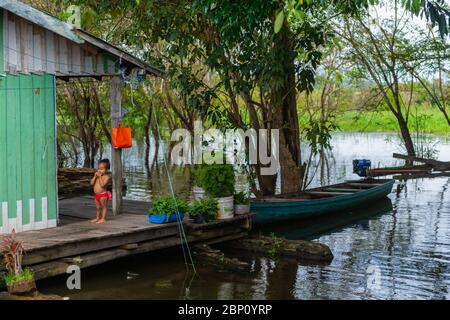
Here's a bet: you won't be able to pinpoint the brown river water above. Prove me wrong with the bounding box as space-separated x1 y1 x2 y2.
38 132 450 299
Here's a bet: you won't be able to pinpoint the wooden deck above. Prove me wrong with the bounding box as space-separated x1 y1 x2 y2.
0 196 253 287
58 196 151 223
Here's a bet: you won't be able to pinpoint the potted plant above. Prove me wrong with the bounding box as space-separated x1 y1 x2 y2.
191 165 206 200
149 196 188 224
188 197 219 224
234 191 251 215
196 164 235 219
1 230 36 295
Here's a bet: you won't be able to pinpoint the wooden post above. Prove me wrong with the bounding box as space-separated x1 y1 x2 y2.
110 76 122 215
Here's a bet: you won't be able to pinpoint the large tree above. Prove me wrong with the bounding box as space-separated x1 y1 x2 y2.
59 0 450 193
74 0 364 195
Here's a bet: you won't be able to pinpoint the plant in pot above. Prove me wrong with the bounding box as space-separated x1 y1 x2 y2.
234 191 251 215
1 230 36 296
191 165 206 200
149 196 188 224
188 197 219 224
196 164 235 219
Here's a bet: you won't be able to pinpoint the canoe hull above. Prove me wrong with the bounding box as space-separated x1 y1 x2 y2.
251 180 395 225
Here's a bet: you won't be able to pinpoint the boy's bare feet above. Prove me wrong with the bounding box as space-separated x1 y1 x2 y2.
90 218 99 223
96 219 106 224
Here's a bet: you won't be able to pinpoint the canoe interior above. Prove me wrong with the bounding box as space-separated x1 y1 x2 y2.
253 179 392 202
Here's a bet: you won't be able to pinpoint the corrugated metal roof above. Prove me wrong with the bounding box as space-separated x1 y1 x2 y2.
0 0 84 44
75 30 165 77
0 0 165 76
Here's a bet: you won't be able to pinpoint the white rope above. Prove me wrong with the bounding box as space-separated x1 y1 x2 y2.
149 84 197 275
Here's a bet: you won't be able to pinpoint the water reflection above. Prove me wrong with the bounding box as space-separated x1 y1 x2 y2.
258 197 394 240
39 133 450 299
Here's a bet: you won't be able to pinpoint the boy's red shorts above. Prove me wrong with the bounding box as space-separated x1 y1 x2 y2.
95 191 112 202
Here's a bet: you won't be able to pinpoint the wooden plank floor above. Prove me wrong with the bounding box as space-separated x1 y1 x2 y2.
0 197 173 265
59 196 151 222
11 214 166 252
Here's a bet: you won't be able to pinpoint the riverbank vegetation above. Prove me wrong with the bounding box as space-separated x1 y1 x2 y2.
24 0 450 195
327 109 450 134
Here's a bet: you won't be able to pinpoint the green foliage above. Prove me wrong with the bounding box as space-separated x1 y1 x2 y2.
191 165 203 187
188 197 219 217
269 233 282 259
277 0 450 37
4 268 34 286
191 171 198 188
274 9 285 33
234 191 250 205
149 196 188 215
194 164 235 198
79 0 333 117
409 107 441 159
303 118 338 155
327 108 450 134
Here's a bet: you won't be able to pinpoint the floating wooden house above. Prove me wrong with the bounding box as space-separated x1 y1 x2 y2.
0 0 163 234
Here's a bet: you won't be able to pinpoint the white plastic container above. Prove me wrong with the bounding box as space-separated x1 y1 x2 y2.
217 196 234 219
193 186 205 200
234 204 250 215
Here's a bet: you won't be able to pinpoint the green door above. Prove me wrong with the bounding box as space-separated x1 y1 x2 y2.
0 73 58 234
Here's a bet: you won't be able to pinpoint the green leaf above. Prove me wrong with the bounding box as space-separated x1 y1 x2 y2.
274 10 285 34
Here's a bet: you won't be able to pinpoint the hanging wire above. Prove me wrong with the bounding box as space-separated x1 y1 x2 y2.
148 83 197 275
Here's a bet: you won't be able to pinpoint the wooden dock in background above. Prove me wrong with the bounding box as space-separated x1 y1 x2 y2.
0 197 253 288
368 153 450 178
393 153 450 171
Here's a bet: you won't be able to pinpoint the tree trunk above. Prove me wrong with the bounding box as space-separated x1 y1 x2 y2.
396 114 416 157
268 24 303 194
82 142 91 168
56 141 65 168
144 100 153 168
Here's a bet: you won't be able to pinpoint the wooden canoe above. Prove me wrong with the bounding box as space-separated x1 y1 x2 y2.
250 179 395 224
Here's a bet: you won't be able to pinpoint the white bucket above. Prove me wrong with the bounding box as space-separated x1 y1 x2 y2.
234 204 250 215
193 186 205 200
217 196 234 219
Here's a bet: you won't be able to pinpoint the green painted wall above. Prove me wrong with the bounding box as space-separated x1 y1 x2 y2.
0 73 57 231
0 9 5 74
0 9 4 73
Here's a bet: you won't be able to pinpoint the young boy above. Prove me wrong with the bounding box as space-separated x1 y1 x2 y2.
90 159 112 224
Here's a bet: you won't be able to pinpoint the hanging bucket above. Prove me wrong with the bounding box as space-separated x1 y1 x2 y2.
217 196 234 219
112 123 133 149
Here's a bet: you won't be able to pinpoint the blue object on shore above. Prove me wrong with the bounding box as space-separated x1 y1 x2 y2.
149 212 185 224
353 159 371 177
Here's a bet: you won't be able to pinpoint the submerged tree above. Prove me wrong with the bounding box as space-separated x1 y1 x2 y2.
336 0 450 157
34 0 450 190
336 1 423 156
57 80 110 168
403 26 450 126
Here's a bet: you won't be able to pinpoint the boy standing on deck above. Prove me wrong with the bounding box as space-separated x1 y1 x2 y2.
90 159 112 224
